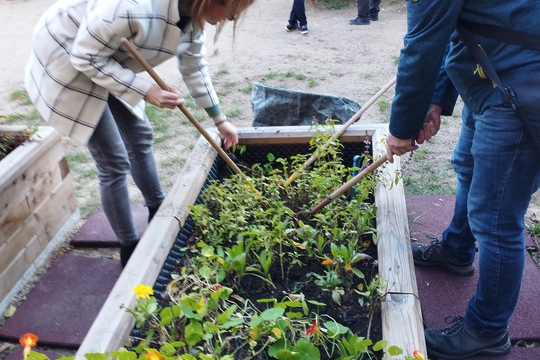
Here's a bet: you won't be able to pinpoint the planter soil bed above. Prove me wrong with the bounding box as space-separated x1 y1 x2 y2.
77 124 425 359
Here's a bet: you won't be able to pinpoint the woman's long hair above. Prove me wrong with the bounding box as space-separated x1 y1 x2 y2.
191 0 254 41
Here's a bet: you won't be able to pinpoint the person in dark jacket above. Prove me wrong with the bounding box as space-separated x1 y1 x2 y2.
385 0 540 358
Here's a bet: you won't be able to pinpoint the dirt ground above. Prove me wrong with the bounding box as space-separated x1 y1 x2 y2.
0 0 406 120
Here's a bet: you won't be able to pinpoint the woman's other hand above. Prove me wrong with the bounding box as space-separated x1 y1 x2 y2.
214 116 238 149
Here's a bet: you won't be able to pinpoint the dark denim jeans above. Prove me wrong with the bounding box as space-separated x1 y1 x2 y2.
357 0 381 20
87 96 165 245
288 0 307 27
440 105 540 335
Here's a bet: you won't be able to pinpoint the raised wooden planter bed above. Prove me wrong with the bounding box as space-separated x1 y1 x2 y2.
77 124 425 359
0 126 79 314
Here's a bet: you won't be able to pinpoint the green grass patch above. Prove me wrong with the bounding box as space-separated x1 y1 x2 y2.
215 68 230 76
225 108 242 118
9 90 33 105
239 84 253 94
264 71 279 80
307 78 319 88
324 0 350 10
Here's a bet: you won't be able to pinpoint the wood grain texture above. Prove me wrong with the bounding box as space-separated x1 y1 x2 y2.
374 127 427 358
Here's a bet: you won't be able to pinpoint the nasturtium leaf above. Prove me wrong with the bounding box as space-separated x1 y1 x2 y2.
261 307 285 321
275 350 301 360
387 345 403 356
323 321 349 336
292 338 320 360
372 339 389 352
159 342 176 356
285 311 303 319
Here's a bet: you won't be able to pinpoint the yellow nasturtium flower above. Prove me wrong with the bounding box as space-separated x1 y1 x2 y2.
145 349 165 360
133 284 154 299
412 350 425 360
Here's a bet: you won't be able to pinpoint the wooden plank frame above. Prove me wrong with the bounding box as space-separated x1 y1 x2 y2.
76 124 425 359
0 126 79 314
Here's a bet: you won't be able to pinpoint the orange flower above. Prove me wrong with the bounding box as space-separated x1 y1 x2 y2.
145 349 165 360
19 333 38 360
19 333 38 347
306 320 321 336
412 349 425 360
322 259 333 266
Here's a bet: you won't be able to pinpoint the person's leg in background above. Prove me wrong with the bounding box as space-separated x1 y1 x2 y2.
350 0 371 25
286 0 308 34
369 0 381 21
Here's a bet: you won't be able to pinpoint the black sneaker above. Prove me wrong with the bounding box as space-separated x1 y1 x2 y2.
298 24 308 35
370 14 379 21
411 240 474 276
285 21 297 32
120 242 138 267
349 17 370 25
425 316 511 359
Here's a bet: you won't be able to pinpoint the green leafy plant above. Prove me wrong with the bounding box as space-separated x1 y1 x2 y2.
22 122 416 360
0 127 34 161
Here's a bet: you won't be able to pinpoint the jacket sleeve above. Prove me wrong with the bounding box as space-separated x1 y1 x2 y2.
69 2 153 107
389 0 464 139
176 28 221 117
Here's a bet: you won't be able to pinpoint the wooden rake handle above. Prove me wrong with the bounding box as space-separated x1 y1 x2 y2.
121 38 261 195
121 39 241 174
286 76 396 186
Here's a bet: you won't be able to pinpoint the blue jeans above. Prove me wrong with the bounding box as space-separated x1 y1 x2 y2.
440 105 540 335
87 96 165 245
288 0 307 27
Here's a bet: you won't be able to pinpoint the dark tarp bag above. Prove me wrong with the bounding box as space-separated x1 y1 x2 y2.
250 82 361 127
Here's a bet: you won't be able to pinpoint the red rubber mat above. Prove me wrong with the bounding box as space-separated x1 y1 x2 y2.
407 195 540 359
0 254 122 348
70 203 149 247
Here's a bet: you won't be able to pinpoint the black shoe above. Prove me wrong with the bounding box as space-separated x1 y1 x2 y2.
411 240 474 276
120 243 138 267
370 14 379 21
148 206 159 222
425 316 511 359
285 21 297 32
349 17 370 25
298 23 309 35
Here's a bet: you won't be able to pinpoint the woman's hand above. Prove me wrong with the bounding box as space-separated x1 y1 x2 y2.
144 84 185 109
214 116 238 149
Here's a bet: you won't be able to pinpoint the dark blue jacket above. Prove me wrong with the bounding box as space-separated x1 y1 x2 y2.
390 0 540 139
